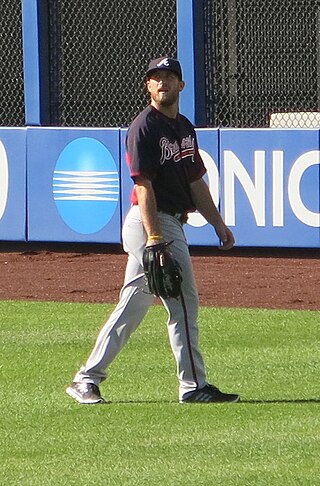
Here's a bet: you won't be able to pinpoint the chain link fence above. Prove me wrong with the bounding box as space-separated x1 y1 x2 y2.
0 1 318 129
205 0 320 128
0 0 25 126
48 0 177 127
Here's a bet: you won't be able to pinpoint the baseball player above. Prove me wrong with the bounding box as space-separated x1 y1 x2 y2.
66 57 240 404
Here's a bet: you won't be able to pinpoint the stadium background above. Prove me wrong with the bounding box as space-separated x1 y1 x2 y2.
1 0 319 128
1 6 319 483
0 0 319 248
1 8 319 486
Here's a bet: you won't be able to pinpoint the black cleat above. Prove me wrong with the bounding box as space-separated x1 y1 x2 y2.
66 382 106 404
180 384 240 404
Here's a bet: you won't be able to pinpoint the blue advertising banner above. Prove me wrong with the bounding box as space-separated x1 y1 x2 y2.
24 126 320 248
27 128 121 243
0 129 27 241
219 129 320 247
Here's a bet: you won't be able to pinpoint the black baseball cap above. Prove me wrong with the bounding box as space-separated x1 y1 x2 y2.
146 57 183 80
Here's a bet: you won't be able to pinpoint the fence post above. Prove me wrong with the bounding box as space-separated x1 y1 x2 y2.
21 0 50 125
177 0 206 126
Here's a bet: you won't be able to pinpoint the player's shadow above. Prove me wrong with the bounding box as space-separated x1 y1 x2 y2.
102 398 320 404
241 398 320 404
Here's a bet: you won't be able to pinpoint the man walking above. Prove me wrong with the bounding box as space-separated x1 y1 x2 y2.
66 57 240 404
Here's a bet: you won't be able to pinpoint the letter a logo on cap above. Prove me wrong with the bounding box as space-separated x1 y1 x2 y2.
157 58 170 67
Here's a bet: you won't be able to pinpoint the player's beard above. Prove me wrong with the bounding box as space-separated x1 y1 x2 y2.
153 89 179 108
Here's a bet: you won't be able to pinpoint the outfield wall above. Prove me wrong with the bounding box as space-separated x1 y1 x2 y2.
0 127 319 247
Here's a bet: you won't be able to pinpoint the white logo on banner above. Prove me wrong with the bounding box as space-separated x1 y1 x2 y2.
0 141 9 220
187 148 320 228
224 149 320 227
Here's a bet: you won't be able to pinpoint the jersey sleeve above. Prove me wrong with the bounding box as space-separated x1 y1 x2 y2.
125 118 159 182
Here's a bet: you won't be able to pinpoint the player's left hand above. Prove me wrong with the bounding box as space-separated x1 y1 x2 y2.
215 223 235 250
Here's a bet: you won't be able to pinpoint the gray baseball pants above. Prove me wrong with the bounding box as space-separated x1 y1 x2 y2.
74 205 207 401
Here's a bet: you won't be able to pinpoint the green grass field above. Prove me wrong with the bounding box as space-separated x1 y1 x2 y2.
1 300 319 485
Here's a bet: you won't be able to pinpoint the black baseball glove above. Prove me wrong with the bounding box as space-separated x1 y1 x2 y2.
142 241 182 299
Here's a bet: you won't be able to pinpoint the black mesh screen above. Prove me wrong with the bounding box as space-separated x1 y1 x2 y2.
5 1 315 129
0 0 25 126
204 0 320 127
47 0 177 127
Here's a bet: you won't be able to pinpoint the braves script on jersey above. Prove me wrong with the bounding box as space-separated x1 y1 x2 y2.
126 105 206 214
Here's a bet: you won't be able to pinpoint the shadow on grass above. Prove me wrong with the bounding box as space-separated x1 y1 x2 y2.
242 398 320 404
101 398 320 405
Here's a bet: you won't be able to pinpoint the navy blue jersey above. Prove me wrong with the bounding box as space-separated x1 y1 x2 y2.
126 105 206 214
